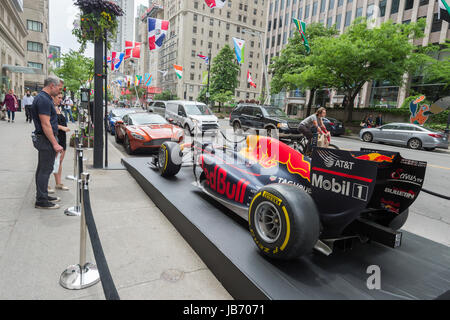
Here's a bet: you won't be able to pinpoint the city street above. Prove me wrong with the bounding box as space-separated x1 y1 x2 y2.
109 118 450 247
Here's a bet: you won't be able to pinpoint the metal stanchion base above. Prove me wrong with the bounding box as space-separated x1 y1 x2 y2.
66 175 77 181
60 263 100 290
64 206 81 217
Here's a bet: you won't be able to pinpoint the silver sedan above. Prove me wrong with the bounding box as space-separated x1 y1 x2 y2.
359 123 449 151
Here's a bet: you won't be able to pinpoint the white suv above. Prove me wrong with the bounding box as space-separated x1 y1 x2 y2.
165 100 219 135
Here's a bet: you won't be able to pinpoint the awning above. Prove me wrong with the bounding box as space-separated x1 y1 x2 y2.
2 64 43 75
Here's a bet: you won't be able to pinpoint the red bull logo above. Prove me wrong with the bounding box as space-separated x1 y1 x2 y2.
240 136 311 181
353 153 395 163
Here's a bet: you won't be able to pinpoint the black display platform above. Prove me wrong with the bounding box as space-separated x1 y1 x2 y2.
123 157 450 300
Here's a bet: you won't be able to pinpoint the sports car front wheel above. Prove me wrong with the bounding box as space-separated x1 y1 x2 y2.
248 184 320 260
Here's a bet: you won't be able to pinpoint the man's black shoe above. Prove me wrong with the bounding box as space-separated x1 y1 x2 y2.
35 202 60 209
48 196 61 203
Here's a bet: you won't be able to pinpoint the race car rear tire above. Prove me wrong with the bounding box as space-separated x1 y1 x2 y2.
158 142 182 177
248 184 320 260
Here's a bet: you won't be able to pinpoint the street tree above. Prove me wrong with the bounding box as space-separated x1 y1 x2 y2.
422 40 450 93
210 44 240 112
53 50 94 96
269 22 338 115
302 18 428 121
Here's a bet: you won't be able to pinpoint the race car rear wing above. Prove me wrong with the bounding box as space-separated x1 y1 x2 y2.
310 147 427 237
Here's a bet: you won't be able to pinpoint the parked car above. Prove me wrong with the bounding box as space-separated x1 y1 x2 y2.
147 100 167 116
229 104 301 137
360 123 449 151
106 108 136 135
323 117 345 136
114 112 184 155
165 100 219 135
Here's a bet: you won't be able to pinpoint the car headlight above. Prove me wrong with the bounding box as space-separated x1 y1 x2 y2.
131 133 145 140
277 123 288 129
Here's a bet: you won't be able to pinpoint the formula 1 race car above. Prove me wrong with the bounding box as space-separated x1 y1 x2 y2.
154 134 427 260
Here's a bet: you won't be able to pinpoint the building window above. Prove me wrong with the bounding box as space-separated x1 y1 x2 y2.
28 62 43 70
338 0 343 7
305 5 310 18
327 16 332 28
379 0 387 17
419 0 429 5
27 20 43 32
335 13 342 29
27 41 43 53
329 0 335 10
320 0 326 13
404 0 414 11
312 2 318 16
431 13 443 33
391 0 400 14
356 7 363 18
344 11 352 27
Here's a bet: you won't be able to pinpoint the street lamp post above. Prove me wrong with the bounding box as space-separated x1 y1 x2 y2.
242 28 271 105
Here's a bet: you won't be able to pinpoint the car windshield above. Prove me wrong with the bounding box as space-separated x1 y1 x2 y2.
130 114 167 125
185 104 213 115
262 107 287 117
112 109 133 118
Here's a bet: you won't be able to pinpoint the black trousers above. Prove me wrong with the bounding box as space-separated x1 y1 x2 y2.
32 134 56 204
25 105 32 122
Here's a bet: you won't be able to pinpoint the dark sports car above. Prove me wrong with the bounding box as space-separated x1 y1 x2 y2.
154 135 427 260
115 113 184 155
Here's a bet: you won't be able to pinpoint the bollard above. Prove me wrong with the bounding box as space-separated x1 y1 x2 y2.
66 129 79 181
60 172 100 290
64 145 83 216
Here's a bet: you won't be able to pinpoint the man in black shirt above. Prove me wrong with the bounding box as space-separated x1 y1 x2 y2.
31 76 64 209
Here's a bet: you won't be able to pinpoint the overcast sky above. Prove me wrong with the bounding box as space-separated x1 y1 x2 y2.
49 0 148 58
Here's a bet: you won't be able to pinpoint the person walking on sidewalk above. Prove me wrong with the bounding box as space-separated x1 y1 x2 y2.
22 90 34 123
62 95 75 123
31 76 64 210
51 93 70 191
2 89 19 123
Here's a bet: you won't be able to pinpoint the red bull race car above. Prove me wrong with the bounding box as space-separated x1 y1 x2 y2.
154 134 427 260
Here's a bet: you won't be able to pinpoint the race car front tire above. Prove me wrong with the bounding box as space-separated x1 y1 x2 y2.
248 184 320 260
158 142 182 177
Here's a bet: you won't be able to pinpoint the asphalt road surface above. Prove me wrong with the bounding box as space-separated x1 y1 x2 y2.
110 119 450 246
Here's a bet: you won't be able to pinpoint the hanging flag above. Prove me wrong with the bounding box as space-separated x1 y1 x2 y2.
125 41 141 59
232 37 245 64
173 64 183 79
144 73 152 86
135 75 142 86
112 52 125 70
247 71 256 88
158 70 168 77
202 71 209 85
197 54 209 65
439 0 450 22
148 17 169 51
293 18 310 53
48 53 54 59
204 0 227 8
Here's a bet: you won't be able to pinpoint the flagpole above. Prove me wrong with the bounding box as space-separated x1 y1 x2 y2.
206 50 211 107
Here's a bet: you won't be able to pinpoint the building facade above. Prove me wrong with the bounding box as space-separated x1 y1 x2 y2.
158 0 268 102
264 0 450 114
112 0 135 53
22 0 50 92
0 0 27 99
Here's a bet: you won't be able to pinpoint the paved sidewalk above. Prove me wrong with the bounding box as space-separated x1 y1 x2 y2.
0 112 232 300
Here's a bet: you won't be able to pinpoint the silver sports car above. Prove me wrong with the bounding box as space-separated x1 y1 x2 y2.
360 123 449 151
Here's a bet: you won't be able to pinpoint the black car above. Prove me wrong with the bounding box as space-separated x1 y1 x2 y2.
323 117 345 136
229 104 301 137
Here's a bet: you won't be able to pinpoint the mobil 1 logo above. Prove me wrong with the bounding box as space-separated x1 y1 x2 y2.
352 183 369 201
312 174 369 201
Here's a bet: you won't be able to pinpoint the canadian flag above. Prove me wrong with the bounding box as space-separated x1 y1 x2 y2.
247 71 256 88
124 41 141 59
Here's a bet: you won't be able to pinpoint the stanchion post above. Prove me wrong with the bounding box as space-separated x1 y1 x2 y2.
66 129 79 181
64 146 83 217
60 172 100 290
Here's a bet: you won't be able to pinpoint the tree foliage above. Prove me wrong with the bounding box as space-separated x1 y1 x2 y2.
210 44 240 111
154 89 178 101
53 50 94 94
422 40 450 90
302 18 429 121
